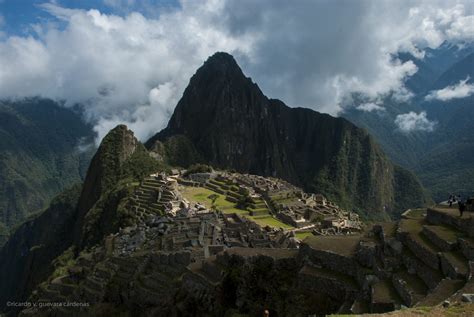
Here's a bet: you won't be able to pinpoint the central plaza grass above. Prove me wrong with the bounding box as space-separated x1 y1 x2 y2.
180 186 245 214
180 186 294 229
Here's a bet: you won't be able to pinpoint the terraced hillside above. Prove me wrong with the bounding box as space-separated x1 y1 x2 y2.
3 125 472 317
18 178 474 316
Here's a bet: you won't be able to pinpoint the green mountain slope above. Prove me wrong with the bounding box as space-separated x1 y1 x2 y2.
0 98 95 245
0 125 165 314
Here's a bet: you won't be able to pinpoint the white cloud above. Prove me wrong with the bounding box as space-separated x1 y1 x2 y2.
356 102 385 112
425 77 474 101
0 1 258 143
0 1 472 143
395 111 436 132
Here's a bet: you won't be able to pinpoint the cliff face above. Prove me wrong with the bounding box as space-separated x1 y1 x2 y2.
0 185 81 313
148 52 427 219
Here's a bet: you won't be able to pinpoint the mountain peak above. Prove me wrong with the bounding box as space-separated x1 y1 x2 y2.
204 52 240 69
192 52 248 83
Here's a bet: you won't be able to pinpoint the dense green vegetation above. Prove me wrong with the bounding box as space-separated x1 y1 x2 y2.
0 98 95 243
182 163 212 176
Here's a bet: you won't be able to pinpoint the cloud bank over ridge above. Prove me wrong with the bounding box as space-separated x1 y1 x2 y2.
0 0 473 142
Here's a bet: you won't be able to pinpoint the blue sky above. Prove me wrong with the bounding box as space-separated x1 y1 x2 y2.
0 0 179 36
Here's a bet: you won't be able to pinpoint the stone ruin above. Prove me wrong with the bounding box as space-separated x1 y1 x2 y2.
180 171 363 236
21 201 474 316
22 172 474 316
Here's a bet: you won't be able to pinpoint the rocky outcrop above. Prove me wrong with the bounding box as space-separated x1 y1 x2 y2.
147 52 427 219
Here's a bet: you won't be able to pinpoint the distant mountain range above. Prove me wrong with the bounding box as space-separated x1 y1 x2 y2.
343 41 474 202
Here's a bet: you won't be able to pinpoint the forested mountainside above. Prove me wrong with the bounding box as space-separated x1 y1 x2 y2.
0 99 95 245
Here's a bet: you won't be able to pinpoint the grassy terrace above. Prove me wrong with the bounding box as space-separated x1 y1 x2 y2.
399 219 440 254
295 231 314 240
424 224 462 244
304 235 361 257
180 185 294 229
431 205 472 219
400 218 469 275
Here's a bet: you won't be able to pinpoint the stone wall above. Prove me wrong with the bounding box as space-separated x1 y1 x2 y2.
298 243 359 278
401 253 442 290
298 266 358 301
150 250 191 266
459 238 474 261
397 232 439 270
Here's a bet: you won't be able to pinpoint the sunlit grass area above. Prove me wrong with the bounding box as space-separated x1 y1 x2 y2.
181 185 294 229
294 231 313 240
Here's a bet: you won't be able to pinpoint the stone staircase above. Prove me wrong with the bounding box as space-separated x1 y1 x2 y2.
390 207 472 307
